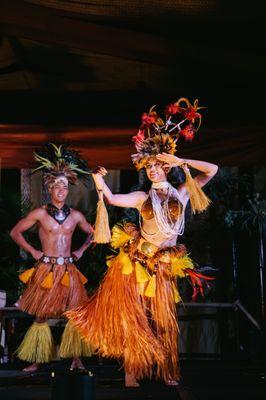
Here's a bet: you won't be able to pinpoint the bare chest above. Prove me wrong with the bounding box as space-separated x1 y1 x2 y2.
39 213 77 235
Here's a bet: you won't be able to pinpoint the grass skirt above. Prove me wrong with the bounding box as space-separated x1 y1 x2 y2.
65 230 192 381
16 322 55 363
18 262 88 318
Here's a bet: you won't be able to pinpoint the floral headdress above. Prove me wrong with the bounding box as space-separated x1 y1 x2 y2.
132 97 204 170
132 97 211 214
32 143 91 188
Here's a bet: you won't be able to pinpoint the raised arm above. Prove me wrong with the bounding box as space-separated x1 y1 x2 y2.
157 153 218 185
10 208 44 260
92 167 147 209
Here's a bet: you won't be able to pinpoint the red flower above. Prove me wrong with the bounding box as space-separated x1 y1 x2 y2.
179 124 195 141
132 129 145 144
184 107 201 122
165 103 182 115
141 112 158 127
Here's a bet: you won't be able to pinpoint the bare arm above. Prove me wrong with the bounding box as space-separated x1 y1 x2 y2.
156 153 218 198
72 212 94 260
92 167 147 209
10 209 44 260
72 210 93 260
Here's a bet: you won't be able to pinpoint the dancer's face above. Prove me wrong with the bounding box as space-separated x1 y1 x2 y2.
145 157 167 183
49 181 69 203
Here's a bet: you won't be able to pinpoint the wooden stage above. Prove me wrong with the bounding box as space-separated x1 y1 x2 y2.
0 359 265 400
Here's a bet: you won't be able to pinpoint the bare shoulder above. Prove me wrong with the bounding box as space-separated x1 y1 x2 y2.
137 190 149 201
70 208 85 222
27 207 47 220
134 190 149 210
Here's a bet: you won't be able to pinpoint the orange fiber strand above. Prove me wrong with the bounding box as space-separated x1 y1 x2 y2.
66 256 166 380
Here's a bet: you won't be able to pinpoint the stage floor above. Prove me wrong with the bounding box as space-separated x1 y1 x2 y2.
0 360 265 400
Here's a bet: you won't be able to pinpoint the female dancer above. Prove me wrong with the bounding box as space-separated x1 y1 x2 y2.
66 98 218 386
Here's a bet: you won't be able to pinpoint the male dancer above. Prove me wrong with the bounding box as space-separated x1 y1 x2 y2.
10 144 93 372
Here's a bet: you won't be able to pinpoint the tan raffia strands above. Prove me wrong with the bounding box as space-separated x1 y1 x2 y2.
16 322 55 363
182 165 212 213
59 321 93 358
94 190 111 243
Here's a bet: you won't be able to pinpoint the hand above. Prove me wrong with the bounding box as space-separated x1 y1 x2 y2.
31 249 44 261
92 166 107 190
92 166 108 177
156 153 185 167
72 249 84 261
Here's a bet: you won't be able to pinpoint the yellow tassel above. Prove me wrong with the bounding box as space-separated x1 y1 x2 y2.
19 267 35 284
16 322 55 363
119 249 134 275
144 274 156 297
94 190 111 244
172 281 182 303
61 271 70 287
59 321 93 358
111 224 133 249
182 165 211 213
137 282 146 296
171 255 194 277
77 269 88 285
41 271 53 289
135 261 150 283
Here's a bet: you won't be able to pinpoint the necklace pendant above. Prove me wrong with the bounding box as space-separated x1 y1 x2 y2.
47 203 70 225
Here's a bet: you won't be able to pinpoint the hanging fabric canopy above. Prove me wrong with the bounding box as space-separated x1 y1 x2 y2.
0 123 265 169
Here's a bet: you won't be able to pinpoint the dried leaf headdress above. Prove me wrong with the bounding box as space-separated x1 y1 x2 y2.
32 143 91 187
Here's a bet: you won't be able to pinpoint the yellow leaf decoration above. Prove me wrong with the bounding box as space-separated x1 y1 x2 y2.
111 224 133 249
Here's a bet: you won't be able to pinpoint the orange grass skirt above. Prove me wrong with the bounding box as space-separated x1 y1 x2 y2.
18 262 88 318
66 255 179 381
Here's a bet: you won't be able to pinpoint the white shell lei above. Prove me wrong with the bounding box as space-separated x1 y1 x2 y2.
140 181 185 239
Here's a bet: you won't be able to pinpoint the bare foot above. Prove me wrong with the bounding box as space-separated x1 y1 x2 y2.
70 357 86 370
23 363 40 372
125 373 140 387
166 379 179 386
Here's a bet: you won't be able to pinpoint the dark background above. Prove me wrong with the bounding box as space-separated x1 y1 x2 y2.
0 0 265 360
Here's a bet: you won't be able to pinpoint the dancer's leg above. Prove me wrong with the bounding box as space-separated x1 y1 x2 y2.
70 357 86 370
125 371 140 388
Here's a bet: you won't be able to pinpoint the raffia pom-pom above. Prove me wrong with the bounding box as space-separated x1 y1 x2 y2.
61 271 70 287
41 271 53 289
77 269 88 285
144 274 156 297
182 164 211 214
19 267 35 284
94 190 111 243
